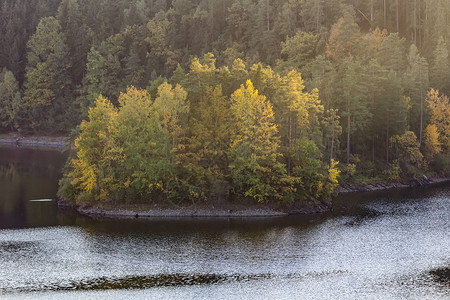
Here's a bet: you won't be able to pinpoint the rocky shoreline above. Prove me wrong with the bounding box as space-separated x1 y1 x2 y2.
335 176 450 194
0 135 70 149
62 176 450 220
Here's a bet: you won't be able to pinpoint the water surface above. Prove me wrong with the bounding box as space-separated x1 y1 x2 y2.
0 146 449 299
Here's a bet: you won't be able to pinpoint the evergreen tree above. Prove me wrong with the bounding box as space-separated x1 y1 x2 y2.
22 17 75 133
430 37 450 95
0 68 21 131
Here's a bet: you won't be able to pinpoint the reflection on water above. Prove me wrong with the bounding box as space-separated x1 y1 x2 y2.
0 146 450 299
0 146 67 229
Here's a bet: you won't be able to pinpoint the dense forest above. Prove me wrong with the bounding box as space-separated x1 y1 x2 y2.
1 0 450 205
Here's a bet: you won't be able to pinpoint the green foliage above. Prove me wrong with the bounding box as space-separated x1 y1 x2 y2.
2 0 449 206
390 131 425 171
430 37 450 95
280 30 318 71
22 16 76 133
175 86 233 201
0 69 21 131
383 160 401 180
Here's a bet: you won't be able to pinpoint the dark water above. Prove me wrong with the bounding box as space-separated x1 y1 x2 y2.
0 146 449 299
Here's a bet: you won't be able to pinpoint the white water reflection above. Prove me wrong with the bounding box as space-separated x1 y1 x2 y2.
0 186 449 299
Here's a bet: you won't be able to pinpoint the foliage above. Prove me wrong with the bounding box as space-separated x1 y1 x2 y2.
383 160 401 180
0 69 21 131
426 89 450 154
423 124 441 161
0 0 448 205
229 80 286 203
390 131 425 170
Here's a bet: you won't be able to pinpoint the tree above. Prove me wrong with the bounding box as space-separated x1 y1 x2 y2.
404 44 429 147
0 68 21 131
426 89 450 154
390 131 425 170
430 37 450 95
376 33 406 75
322 108 342 162
280 30 318 71
229 79 286 202
335 60 371 164
61 95 120 204
57 0 91 85
114 86 170 202
326 13 362 62
153 82 189 160
423 124 441 161
279 70 323 173
22 16 74 133
176 86 233 201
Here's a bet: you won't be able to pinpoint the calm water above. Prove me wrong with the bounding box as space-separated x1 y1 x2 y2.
0 146 449 299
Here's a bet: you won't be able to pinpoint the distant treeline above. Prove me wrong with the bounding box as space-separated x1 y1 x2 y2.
0 0 449 204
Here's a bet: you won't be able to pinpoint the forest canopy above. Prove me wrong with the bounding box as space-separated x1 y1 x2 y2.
1 0 450 205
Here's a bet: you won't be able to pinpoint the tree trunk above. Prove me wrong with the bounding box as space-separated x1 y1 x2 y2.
315 0 321 34
414 0 417 46
330 122 335 162
298 129 303 167
396 0 400 32
371 0 374 22
372 136 375 162
386 111 390 163
288 112 292 175
419 91 423 149
347 100 351 165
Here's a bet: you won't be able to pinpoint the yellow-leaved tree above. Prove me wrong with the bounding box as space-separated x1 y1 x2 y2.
423 124 441 161
229 80 287 202
426 89 450 154
59 95 120 204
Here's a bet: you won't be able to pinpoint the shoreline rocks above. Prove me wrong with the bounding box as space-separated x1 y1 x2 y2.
335 176 450 194
0 135 70 149
67 176 450 220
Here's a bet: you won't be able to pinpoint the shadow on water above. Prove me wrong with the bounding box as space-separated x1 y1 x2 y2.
2 273 277 293
430 268 450 285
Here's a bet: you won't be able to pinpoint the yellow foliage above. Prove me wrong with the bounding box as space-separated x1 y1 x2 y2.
423 124 441 160
327 159 340 185
426 89 450 153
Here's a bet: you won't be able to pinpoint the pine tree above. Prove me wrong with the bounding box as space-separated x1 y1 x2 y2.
22 16 74 133
430 37 450 95
404 44 429 146
0 68 21 131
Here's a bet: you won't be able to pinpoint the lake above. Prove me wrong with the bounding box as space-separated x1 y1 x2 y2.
0 146 449 299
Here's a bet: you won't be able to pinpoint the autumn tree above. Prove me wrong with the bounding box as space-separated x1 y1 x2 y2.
229 80 286 202
153 82 189 160
423 124 441 161
426 89 450 154
176 86 233 201
59 95 119 204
